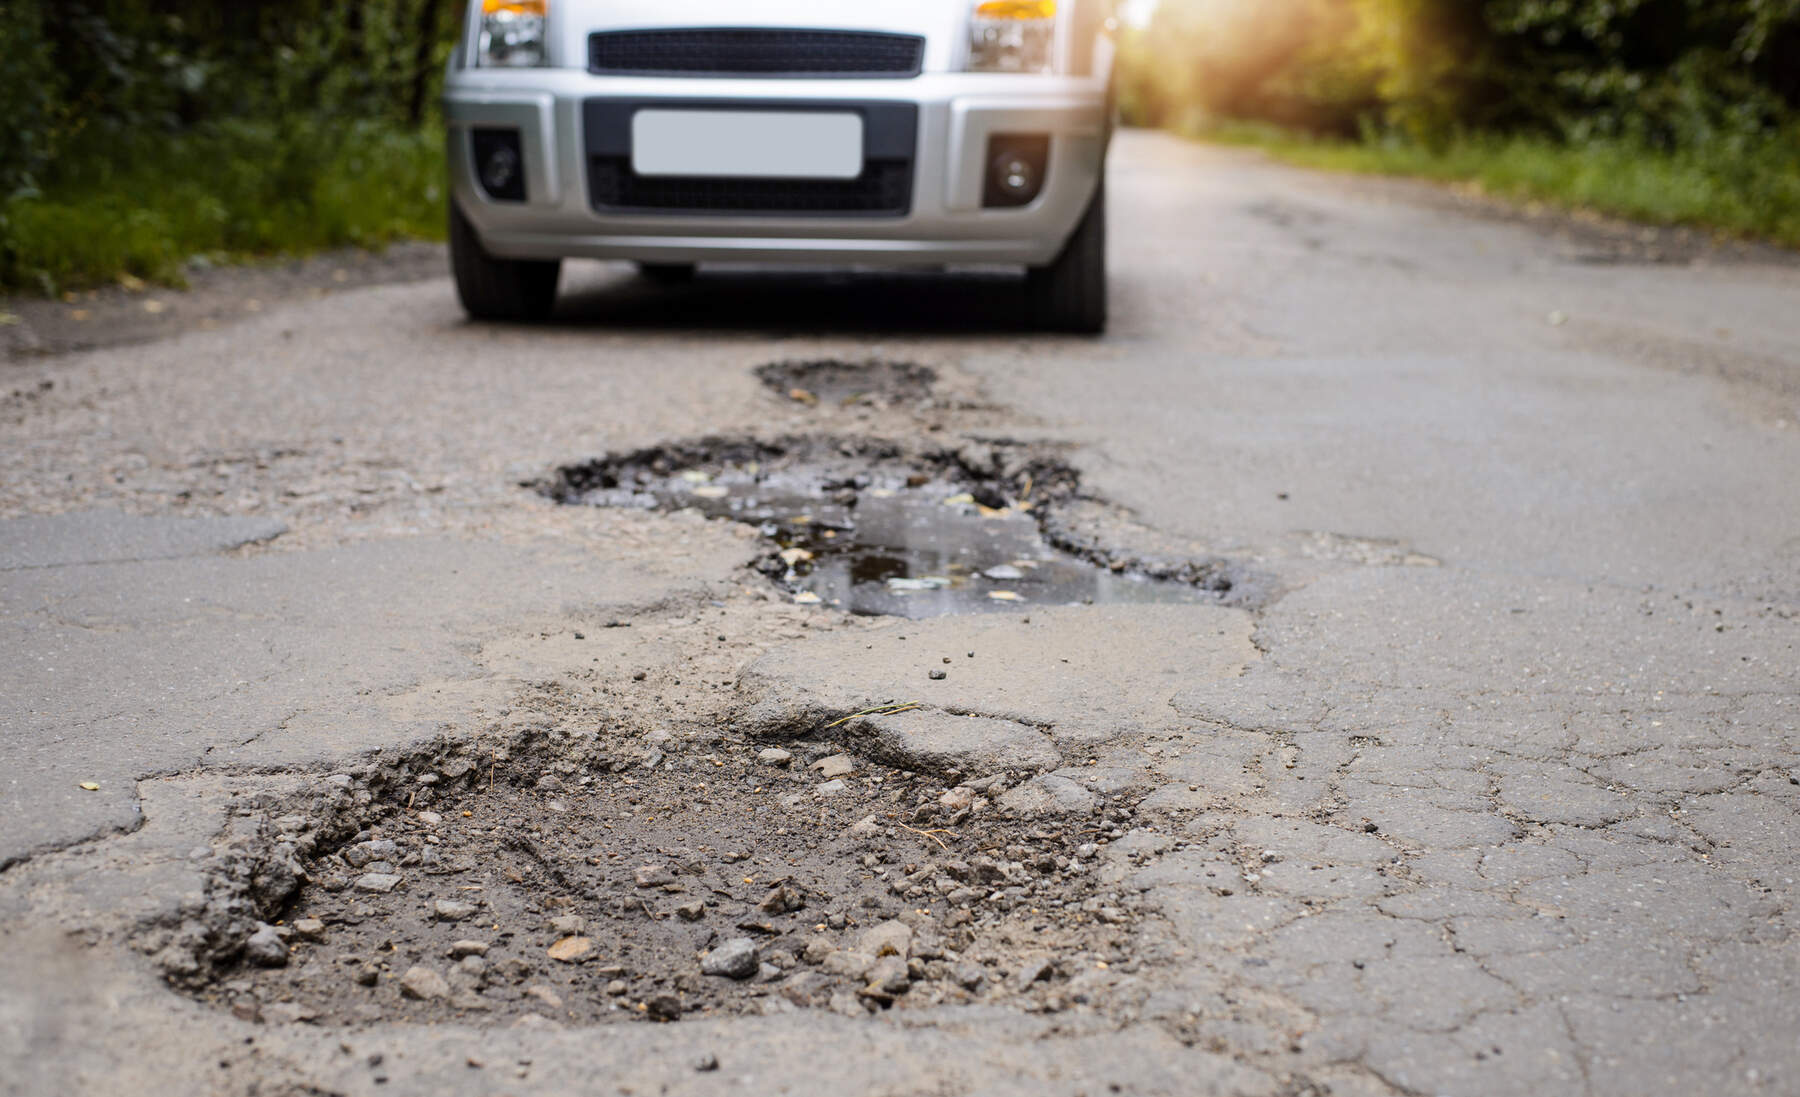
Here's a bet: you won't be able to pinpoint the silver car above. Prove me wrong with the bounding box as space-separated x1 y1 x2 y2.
443 0 1115 331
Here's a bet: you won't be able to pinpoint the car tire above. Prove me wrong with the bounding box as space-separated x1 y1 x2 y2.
635 262 697 283
1026 179 1107 334
449 203 560 323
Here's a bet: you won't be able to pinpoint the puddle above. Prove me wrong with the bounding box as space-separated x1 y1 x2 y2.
547 438 1229 618
755 359 938 408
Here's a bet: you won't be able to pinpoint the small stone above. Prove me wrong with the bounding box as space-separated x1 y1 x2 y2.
929 669 948 681
290 918 327 942
998 775 1096 817
811 755 855 779
434 899 477 922
399 966 450 1000
823 951 877 979
700 938 759 980
416 811 442 826
343 839 396 868
847 815 881 839
1013 958 1054 991
647 993 682 1022
983 565 1025 581
354 965 380 987
244 924 288 967
525 985 563 1010
354 873 402 894
860 955 911 999
605 980 629 996
635 865 676 888
262 1002 318 1025
675 900 706 922
549 914 587 935
952 962 987 990
758 748 794 767
758 885 804 915
547 937 594 964
448 940 490 959
858 920 913 959
815 779 848 797
693 1053 719 1073
939 787 976 812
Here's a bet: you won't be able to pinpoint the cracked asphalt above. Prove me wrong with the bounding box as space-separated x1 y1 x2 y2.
3 132 1799 1097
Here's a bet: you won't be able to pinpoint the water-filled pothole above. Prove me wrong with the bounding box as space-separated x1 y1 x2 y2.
546 437 1232 618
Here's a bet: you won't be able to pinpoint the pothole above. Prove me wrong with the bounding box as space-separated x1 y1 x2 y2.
755 358 938 408
544 435 1237 618
160 714 1145 1027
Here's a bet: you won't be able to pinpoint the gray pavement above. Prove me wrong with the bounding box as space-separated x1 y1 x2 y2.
2 131 1797 1096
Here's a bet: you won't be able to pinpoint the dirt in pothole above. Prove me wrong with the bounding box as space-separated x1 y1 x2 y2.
755 359 939 409
190 710 1150 1029
543 435 1237 618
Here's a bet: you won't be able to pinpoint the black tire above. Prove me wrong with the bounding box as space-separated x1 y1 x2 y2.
449 203 560 322
635 262 697 283
1026 179 1107 334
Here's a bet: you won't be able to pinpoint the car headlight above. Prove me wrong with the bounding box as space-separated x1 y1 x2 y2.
479 0 548 67
966 0 1058 74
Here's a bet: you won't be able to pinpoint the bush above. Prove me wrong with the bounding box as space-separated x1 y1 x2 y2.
1 121 445 294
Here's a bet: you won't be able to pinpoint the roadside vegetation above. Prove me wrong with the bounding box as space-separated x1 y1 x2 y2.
1119 0 1800 248
0 1 458 295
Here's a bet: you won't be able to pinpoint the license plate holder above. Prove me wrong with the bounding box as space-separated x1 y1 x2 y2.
631 109 864 180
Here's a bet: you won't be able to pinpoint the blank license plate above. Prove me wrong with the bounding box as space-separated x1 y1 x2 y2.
631 110 864 180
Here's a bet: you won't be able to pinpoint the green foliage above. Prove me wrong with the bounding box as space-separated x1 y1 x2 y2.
2 122 445 295
0 6 64 197
1200 121 1800 248
1 0 460 293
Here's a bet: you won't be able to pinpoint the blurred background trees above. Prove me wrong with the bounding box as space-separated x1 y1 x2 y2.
1 1 460 292
1117 0 1800 147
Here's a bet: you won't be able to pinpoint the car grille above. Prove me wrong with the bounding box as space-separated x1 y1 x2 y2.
587 158 914 216
589 28 926 78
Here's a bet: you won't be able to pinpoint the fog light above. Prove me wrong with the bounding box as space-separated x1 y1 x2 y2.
472 128 526 202
984 134 1049 208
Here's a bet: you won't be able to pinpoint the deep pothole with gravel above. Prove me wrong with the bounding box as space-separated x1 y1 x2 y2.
165 701 1155 1029
544 435 1241 618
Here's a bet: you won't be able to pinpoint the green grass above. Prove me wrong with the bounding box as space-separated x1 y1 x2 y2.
1193 121 1800 250
1 119 446 295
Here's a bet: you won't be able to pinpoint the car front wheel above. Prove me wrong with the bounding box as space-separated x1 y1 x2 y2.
1026 179 1107 334
449 204 560 322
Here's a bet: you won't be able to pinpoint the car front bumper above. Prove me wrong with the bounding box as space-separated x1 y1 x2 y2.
443 70 1109 267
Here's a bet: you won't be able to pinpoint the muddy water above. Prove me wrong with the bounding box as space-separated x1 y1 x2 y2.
572 466 1213 618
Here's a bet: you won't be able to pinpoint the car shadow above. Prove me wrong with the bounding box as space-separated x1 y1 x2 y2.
543 265 1042 335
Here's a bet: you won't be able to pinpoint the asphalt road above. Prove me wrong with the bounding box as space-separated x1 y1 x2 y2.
3 131 1798 1097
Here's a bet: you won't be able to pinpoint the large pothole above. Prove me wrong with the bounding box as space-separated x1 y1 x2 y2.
544 435 1237 618
165 709 1149 1028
